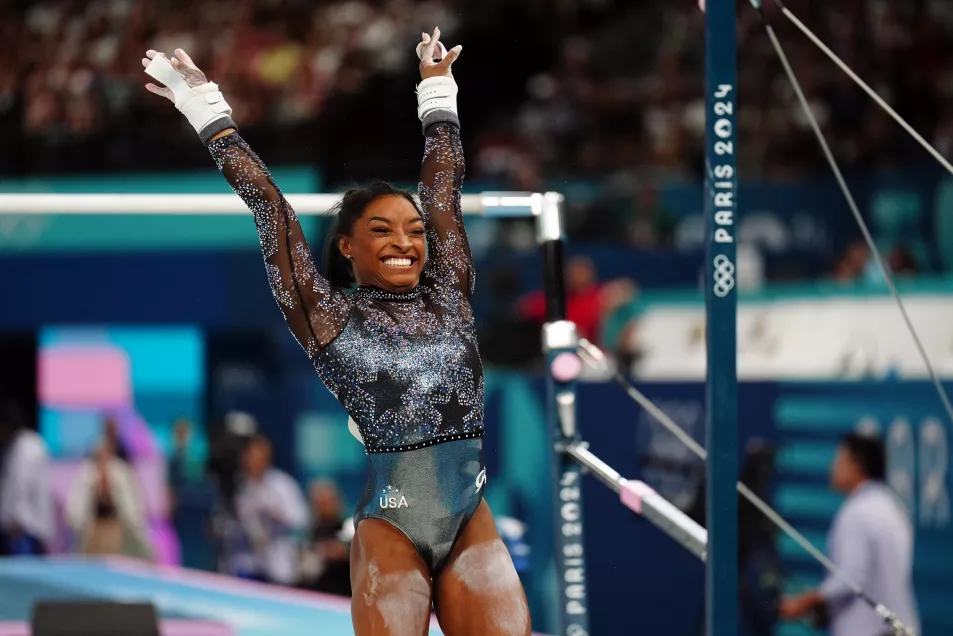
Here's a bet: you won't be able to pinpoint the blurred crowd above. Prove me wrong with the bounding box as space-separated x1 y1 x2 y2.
501 0 953 182
0 0 949 361
0 402 353 594
2 0 952 182
0 0 950 278
0 0 457 172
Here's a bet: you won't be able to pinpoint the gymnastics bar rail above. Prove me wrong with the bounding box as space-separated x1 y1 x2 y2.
0 193 542 216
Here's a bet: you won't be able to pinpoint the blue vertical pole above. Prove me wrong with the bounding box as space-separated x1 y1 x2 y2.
704 0 739 635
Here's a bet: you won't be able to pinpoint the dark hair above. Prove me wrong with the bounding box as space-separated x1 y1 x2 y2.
322 182 422 288
841 432 886 481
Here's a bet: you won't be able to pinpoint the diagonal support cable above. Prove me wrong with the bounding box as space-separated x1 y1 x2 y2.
748 0 953 430
766 0 953 177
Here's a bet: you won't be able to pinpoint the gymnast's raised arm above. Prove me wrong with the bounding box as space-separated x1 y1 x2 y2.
140 48 350 355
415 29 473 298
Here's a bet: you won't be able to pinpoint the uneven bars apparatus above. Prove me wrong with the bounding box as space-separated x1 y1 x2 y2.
535 194 708 636
0 190 710 636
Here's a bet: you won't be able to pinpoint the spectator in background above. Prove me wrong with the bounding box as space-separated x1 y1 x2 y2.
299 480 352 597
0 401 54 556
831 241 871 285
102 415 131 463
517 256 636 346
168 418 192 502
66 439 153 559
233 434 308 585
887 246 919 277
833 241 921 286
168 417 219 571
780 433 920 636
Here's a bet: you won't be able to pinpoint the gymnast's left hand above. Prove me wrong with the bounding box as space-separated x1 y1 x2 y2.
141 49 210 103
418 27 462 80
140 48 233 139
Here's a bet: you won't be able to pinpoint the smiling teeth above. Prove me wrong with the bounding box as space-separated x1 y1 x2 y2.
383 258 412 268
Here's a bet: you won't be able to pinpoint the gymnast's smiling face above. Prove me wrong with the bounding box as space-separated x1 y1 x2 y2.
339 195 427 293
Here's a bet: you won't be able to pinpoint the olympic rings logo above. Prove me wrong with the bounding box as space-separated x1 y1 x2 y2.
712 254 735 298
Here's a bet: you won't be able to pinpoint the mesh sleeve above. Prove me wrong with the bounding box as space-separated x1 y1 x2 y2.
418 121 473 297
209 132 351 352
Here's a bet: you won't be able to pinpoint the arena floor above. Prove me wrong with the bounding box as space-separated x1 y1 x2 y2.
0 557 462 636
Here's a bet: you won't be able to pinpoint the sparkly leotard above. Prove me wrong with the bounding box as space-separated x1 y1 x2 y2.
209 115 485 573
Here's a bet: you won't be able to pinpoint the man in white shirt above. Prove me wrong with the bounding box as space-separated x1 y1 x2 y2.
0 402 54 555
780 432 920 636
233 434 308 585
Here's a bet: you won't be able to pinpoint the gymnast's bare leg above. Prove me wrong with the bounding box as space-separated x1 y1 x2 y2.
434 501 532 636
350 519 433 636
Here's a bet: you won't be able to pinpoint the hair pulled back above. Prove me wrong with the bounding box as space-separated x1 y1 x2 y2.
322 182 422 288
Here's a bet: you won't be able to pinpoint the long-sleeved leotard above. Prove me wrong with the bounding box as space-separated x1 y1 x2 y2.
209 120 483 454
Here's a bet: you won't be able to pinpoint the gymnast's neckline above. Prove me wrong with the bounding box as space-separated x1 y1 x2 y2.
354 284 424 303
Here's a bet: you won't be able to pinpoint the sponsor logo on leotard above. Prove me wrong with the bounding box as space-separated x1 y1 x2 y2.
475 468 486 492
379 485 409 509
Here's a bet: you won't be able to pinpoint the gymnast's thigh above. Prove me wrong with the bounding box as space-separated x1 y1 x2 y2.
351 517 434 636
433 501 532 636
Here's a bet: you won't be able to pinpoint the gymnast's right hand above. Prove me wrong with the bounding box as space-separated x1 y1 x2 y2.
141 48 234 142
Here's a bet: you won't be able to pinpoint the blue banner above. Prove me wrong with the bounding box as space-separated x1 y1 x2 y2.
0 247 702 331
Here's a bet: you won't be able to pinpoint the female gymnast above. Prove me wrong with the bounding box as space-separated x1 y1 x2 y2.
142 28 532 636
